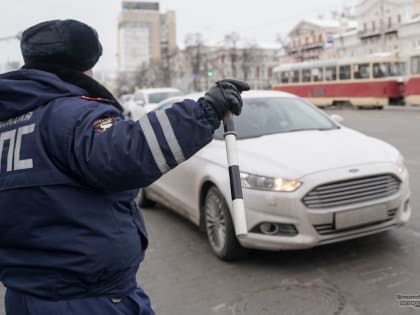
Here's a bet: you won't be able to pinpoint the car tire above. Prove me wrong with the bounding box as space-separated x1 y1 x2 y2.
204 186 247 261
136 188 155 208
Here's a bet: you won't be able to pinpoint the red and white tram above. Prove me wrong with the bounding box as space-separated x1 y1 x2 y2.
273 53 405 109
403 51 420 105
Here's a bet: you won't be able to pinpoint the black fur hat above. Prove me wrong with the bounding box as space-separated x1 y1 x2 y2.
21 19 103 71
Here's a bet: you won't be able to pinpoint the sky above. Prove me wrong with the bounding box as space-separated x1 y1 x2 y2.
0 0 355 72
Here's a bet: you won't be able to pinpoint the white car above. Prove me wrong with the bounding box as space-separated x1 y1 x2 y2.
139 90 411 260
119 93 146 120
125 88 183 120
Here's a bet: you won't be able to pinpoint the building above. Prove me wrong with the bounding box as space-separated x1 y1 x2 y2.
117 1 176 73
279 0 420 65
286 18 357 62
172 43 280 92
354 0 412 53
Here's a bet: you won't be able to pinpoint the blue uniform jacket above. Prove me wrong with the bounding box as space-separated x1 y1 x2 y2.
0 68 219 300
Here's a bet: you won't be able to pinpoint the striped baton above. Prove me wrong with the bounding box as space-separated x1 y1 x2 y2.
223 112 247 238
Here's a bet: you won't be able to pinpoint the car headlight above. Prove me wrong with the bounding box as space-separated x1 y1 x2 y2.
240 172 302 192
395 154 406 174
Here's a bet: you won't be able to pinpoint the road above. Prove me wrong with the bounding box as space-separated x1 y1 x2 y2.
1 106 419 314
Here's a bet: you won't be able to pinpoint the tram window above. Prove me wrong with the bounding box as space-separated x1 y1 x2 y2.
281 71 289 84
302 69 311 82
353 63 370 79
339 65 351 80
325 66 337 81
373 63 390 78
411 56 420 74
291 70 300 83
312 67 323 82
391 62 406 76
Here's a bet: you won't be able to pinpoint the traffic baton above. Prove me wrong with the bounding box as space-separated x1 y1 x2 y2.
223 112 248 238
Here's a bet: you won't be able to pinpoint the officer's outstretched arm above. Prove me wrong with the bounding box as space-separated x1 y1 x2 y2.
52 99 219 192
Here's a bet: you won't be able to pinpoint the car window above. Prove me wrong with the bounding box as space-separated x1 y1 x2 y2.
147 91 183 104
214 97 337 140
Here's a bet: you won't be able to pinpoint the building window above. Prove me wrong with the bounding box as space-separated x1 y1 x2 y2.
388 17 392 28
372 21 376 32
398 15 401 24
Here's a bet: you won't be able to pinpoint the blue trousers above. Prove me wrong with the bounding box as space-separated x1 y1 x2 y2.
5 287 156 315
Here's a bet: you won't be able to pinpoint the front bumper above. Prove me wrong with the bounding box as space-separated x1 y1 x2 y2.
238 163 411 251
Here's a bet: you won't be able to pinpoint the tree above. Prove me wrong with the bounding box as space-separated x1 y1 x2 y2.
184 33 205 91
160 46 179 87
224 32 240 78
241 42 259 82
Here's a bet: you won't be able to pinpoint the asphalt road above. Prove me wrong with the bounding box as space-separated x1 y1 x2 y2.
1 106 419 315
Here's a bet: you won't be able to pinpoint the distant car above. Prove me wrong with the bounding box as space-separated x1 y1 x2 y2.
140 90 411 260
119 93 146 120
119 93 134 105
125 88 183 120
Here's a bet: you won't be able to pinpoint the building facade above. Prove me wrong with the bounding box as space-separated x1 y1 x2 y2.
354 0 412 54
171 44 280 92
117 1 176 73
286 19 357 62
281 0 420 64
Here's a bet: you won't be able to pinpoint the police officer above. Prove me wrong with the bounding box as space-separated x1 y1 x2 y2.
0 19 249 315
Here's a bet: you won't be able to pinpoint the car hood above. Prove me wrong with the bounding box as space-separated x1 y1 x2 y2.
201 127 400 179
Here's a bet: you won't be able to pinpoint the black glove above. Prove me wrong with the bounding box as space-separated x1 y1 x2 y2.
203 79 250 120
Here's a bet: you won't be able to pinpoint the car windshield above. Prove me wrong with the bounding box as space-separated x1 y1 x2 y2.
214 97 338 140
147 91 183 104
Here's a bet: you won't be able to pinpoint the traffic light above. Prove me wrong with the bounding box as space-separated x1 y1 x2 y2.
207 71 214 77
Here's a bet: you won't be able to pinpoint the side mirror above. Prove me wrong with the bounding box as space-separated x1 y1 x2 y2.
330 114 344 124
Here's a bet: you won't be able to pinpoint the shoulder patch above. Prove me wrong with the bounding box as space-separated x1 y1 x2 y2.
92 117 115 133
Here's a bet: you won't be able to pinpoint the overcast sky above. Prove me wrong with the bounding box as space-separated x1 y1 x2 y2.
0 0 355 71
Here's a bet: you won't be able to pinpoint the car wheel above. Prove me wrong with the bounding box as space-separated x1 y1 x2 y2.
204 186 247 261
136 188 155 208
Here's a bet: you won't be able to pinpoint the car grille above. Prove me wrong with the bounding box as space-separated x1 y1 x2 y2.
314 208 398 235
302 174 401 209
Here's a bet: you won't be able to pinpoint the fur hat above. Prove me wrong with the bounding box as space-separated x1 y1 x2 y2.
21 19 103 71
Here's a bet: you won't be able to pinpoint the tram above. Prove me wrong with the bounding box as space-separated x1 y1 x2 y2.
273 53 406 109
403 51 420 105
